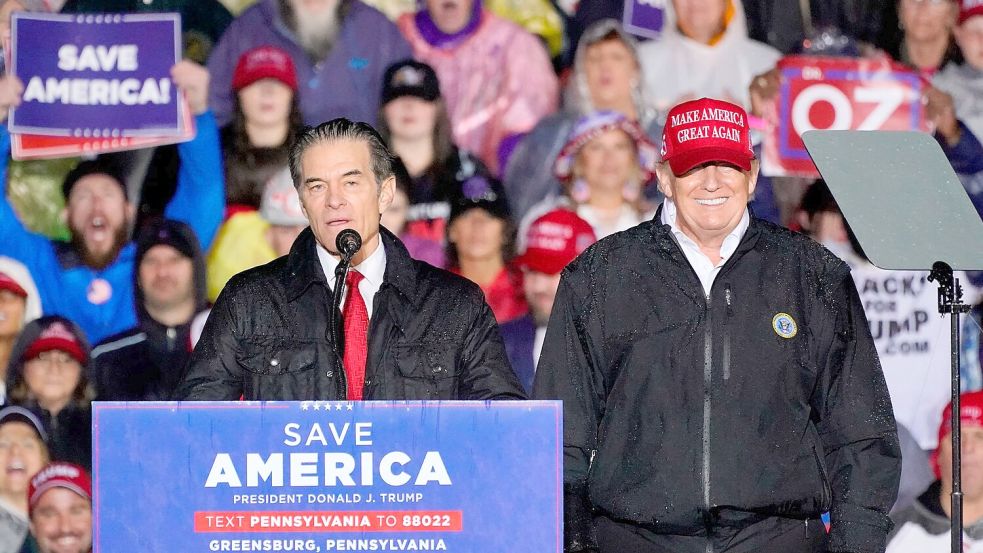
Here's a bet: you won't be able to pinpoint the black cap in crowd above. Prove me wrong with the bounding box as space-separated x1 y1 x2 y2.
62 159 129 200
448 175 511 225
136 219 200 261
382 60 441 105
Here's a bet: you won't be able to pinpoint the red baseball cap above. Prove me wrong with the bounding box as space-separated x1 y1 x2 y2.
931 390 983 477
29 462 91 516
515 209 597 275
0 271 27 298
661 97 755 176
22 321 87 365
960 0 983 23
232 46 298 92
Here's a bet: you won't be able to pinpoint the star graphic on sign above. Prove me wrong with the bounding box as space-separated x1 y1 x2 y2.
313 402 321 410
346 404 353 411
301 402 310 411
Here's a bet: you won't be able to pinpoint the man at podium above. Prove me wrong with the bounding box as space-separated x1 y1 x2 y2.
175 119 525 402
535 98 901 553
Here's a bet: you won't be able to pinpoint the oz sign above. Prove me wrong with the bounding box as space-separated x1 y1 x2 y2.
766 56 927 177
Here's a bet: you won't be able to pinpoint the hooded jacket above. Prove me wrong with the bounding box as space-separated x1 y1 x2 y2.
637 0 781 113
5 316 93 472
533 213 900 553
0 257 42 326
887 480 983 552
91 219 209 401
174 227 526 401
397 7 559 174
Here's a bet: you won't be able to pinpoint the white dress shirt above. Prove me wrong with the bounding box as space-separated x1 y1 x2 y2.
316 238 387 318
660 199 749 297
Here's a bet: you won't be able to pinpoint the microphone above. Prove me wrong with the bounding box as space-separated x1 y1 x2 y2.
335 229 362 262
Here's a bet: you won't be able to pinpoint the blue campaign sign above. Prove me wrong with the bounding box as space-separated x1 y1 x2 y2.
9 12 182 137
93 401 562 552
623 0 667 40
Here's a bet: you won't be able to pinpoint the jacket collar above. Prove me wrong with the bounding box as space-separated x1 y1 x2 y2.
650 204 763 274
283 227 423 309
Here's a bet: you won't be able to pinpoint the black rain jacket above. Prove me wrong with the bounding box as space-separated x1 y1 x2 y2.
174 227 525 401
533 214 900 553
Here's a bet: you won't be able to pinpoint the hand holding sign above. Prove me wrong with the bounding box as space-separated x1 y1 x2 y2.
924 85 960 146
0 74 22 123
171 60 209 116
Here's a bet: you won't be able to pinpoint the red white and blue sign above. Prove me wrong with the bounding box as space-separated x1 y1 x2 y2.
9 12 183 138
764 56 928 177
93 401 562 552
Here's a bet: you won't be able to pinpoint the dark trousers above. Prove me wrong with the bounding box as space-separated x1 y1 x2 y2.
595 515 829 553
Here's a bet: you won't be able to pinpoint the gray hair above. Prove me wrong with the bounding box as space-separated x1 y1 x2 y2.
288 118 397 190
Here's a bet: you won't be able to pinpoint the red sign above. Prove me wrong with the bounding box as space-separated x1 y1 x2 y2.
763 56 928 177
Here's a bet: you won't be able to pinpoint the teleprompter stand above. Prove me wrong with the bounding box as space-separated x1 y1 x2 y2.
803 130 983 553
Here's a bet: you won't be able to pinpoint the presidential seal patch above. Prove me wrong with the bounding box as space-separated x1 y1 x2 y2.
772 313 797 339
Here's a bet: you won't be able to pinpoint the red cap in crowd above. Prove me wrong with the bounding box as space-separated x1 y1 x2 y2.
931 391 983 477
0 271 27 298
232 46 298 92
661 97 754 176
22 321 87 364
515 209 597 275
961 0 983 23
28 462 92 516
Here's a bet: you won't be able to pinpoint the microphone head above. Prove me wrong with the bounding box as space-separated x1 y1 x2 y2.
336 229 362 261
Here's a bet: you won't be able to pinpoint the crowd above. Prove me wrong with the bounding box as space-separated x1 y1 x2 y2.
0 0 982 551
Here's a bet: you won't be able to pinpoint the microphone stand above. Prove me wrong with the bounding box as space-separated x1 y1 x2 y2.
330 256 354 361
928 261 973 553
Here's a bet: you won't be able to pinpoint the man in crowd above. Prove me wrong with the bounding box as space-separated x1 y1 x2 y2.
888 391 983 551
91 220 208 401
501 208 595 394
25 462 91 553
534 98 900 552
176 118 525 401
0 63 224 344
206 0 411 127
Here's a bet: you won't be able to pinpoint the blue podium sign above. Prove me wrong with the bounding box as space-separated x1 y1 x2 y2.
93 401 561 552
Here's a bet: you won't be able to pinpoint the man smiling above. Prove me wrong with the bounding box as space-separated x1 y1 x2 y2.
176 118 524 401
534 98 901 553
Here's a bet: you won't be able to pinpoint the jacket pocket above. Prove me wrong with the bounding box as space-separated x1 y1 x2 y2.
237 338 317 376
393 342 459 399
812 445 832 512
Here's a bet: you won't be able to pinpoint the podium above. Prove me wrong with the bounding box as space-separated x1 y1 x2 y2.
93 401 562 552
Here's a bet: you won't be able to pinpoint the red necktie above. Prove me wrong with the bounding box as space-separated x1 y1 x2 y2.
342 270 369 400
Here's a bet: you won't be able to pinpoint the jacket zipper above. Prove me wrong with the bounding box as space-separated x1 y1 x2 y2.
722 286 732 381
703 292 713 553
166 327 176 352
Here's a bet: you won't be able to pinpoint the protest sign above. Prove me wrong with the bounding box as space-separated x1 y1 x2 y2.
763 56 927 177
623 0 667 40
9 12 183 137
94 401 562 552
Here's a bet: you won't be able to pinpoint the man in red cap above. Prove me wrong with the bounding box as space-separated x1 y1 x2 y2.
887 391 983 552
25 462 91 553
535 97 900 553
501 208 596 394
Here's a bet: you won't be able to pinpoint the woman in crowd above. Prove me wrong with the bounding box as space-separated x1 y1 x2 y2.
0 259 39 404
446 176 527 324
884 0 962 77
0 406 47 552
5 316 93 472
380 158 446 268
504 18 661 224
522 111 658 242
378 59 492 257
221 45 303 210
396 0 558 174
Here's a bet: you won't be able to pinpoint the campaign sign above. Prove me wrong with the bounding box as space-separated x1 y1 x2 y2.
9 12 182 137
623 0 667 40
764 56 927 177
94 401 562 552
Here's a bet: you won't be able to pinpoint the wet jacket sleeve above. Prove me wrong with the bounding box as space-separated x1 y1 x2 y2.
533 268 604 552
937 121 983 175
812 266 901 553
457 291 527 400
173 282 244 400
164 110 225 251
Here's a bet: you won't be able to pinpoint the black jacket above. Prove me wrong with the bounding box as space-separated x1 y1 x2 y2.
174 227 526 401
533 215 900 553
92 219 209 401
